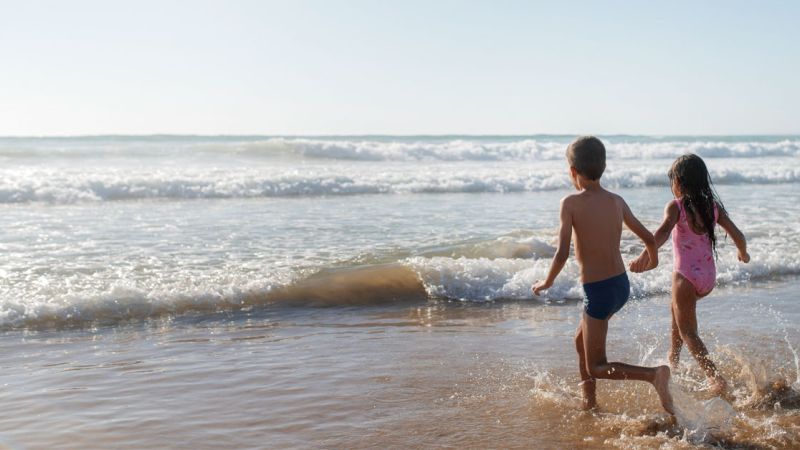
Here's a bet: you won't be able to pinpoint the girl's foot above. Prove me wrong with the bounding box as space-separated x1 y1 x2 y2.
668 350 680 370
710 376 733 400
653 366 675 415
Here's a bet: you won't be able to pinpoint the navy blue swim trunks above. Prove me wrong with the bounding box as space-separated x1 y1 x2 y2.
582 272 630 320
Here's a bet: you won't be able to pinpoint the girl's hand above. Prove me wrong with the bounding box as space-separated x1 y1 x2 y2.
738 250 750 263
629 252 650 273
532 280 552 295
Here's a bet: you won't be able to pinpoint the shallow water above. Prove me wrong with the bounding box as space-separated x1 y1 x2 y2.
0 279 797 448
1 135 798 448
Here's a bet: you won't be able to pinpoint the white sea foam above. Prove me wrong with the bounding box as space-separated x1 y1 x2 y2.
0 229 796 329
1 135 797 329
1 162 798 203
404 241 800 302
2 136 799 162
285 138 800 161
0 270 293 329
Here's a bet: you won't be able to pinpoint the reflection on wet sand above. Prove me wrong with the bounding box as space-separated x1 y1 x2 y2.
0 280 797 448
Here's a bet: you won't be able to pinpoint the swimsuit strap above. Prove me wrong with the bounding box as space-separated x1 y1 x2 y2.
676 198 720 234
677 197 719 225
674 198 686 219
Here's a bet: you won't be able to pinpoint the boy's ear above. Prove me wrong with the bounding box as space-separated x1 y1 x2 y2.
569 166 578 178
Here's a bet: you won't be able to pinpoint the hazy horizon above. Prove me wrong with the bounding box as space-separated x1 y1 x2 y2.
2 132 800 139
2 1 798 135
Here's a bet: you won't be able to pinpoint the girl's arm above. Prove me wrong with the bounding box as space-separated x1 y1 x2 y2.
716 206 750 263
653 201 680 249
532 198 573 294
629 201 677 272
622 200 658 272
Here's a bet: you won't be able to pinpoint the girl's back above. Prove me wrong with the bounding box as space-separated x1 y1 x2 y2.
659 153 749 398
671 198 719 295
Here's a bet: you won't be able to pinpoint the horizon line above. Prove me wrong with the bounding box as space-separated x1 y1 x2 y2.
1 132 799 139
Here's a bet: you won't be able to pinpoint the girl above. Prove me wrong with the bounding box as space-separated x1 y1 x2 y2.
632 154 749 396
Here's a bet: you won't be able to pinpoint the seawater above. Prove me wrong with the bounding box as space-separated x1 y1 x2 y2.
0 135 798 448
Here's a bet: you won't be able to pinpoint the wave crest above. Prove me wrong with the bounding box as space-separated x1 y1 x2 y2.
2 165 798 203
2 137 799 162
284 138 800 161
1 236 796 330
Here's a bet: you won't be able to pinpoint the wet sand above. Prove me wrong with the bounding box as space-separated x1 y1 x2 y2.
0 279 798 449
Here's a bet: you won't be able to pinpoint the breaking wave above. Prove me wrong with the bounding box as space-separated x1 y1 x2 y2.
2 136 799 162
2 165 798 203
284 138 800 161
2 233 796 330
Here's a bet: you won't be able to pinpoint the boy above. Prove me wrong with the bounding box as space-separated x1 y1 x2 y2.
532 136 674 414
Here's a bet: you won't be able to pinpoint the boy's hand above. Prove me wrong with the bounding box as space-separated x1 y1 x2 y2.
532 280 552 295
629 252 650 273
738 250 750 263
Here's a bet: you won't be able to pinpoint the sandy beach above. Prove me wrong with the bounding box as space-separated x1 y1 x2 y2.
0 279 798 448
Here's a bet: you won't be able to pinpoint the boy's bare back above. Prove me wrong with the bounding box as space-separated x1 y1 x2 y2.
563 187 627 283
533 135 658 295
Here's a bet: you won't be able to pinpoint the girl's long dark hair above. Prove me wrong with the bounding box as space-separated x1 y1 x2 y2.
668 154 726 254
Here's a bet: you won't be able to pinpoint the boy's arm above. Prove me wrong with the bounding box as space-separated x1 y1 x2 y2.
622 200 658 272
532 198 572 295
717 207 750 263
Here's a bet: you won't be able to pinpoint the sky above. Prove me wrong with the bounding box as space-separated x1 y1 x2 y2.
1 0 798 136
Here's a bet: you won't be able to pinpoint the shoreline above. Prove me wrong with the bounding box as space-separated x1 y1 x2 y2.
0 277 797 448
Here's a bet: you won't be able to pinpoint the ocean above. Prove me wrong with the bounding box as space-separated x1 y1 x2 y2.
0 135 798 448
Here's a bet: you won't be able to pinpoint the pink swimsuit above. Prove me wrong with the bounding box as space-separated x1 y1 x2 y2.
671 198 718 295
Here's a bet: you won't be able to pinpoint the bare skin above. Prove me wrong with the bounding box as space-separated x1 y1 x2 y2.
633 180 749 397
576 313 674 413
533 167 674 414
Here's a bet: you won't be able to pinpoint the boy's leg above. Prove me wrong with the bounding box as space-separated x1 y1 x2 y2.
669 304 683 369
582 313 674 414
672 273 727 395
574 323 597 409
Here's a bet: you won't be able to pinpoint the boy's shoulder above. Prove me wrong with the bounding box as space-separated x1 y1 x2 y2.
559 192 582 209
563 189 624 204
560 192 580 203
608 190 624 202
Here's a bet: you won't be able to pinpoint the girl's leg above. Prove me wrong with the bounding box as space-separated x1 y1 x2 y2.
581 313 673 414
669 304 683 369
574 323 597 409
672 273 727 395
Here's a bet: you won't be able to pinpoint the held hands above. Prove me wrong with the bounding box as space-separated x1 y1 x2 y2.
532 279 552 296
629 251 656 273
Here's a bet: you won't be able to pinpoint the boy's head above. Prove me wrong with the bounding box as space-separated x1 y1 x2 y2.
566 136 606 180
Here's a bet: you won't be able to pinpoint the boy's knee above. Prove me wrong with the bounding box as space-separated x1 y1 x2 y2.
588 364 609 379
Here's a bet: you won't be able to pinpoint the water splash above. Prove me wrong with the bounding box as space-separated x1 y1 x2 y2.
761 303 800 391
720 346 800 410
671 381 737 443
781 323 800 391
526 370 581 409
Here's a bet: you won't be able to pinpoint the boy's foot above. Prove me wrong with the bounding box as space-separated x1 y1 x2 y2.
580 378 598 411
581 402 599 411
653 365 675 415
581 398 599 411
